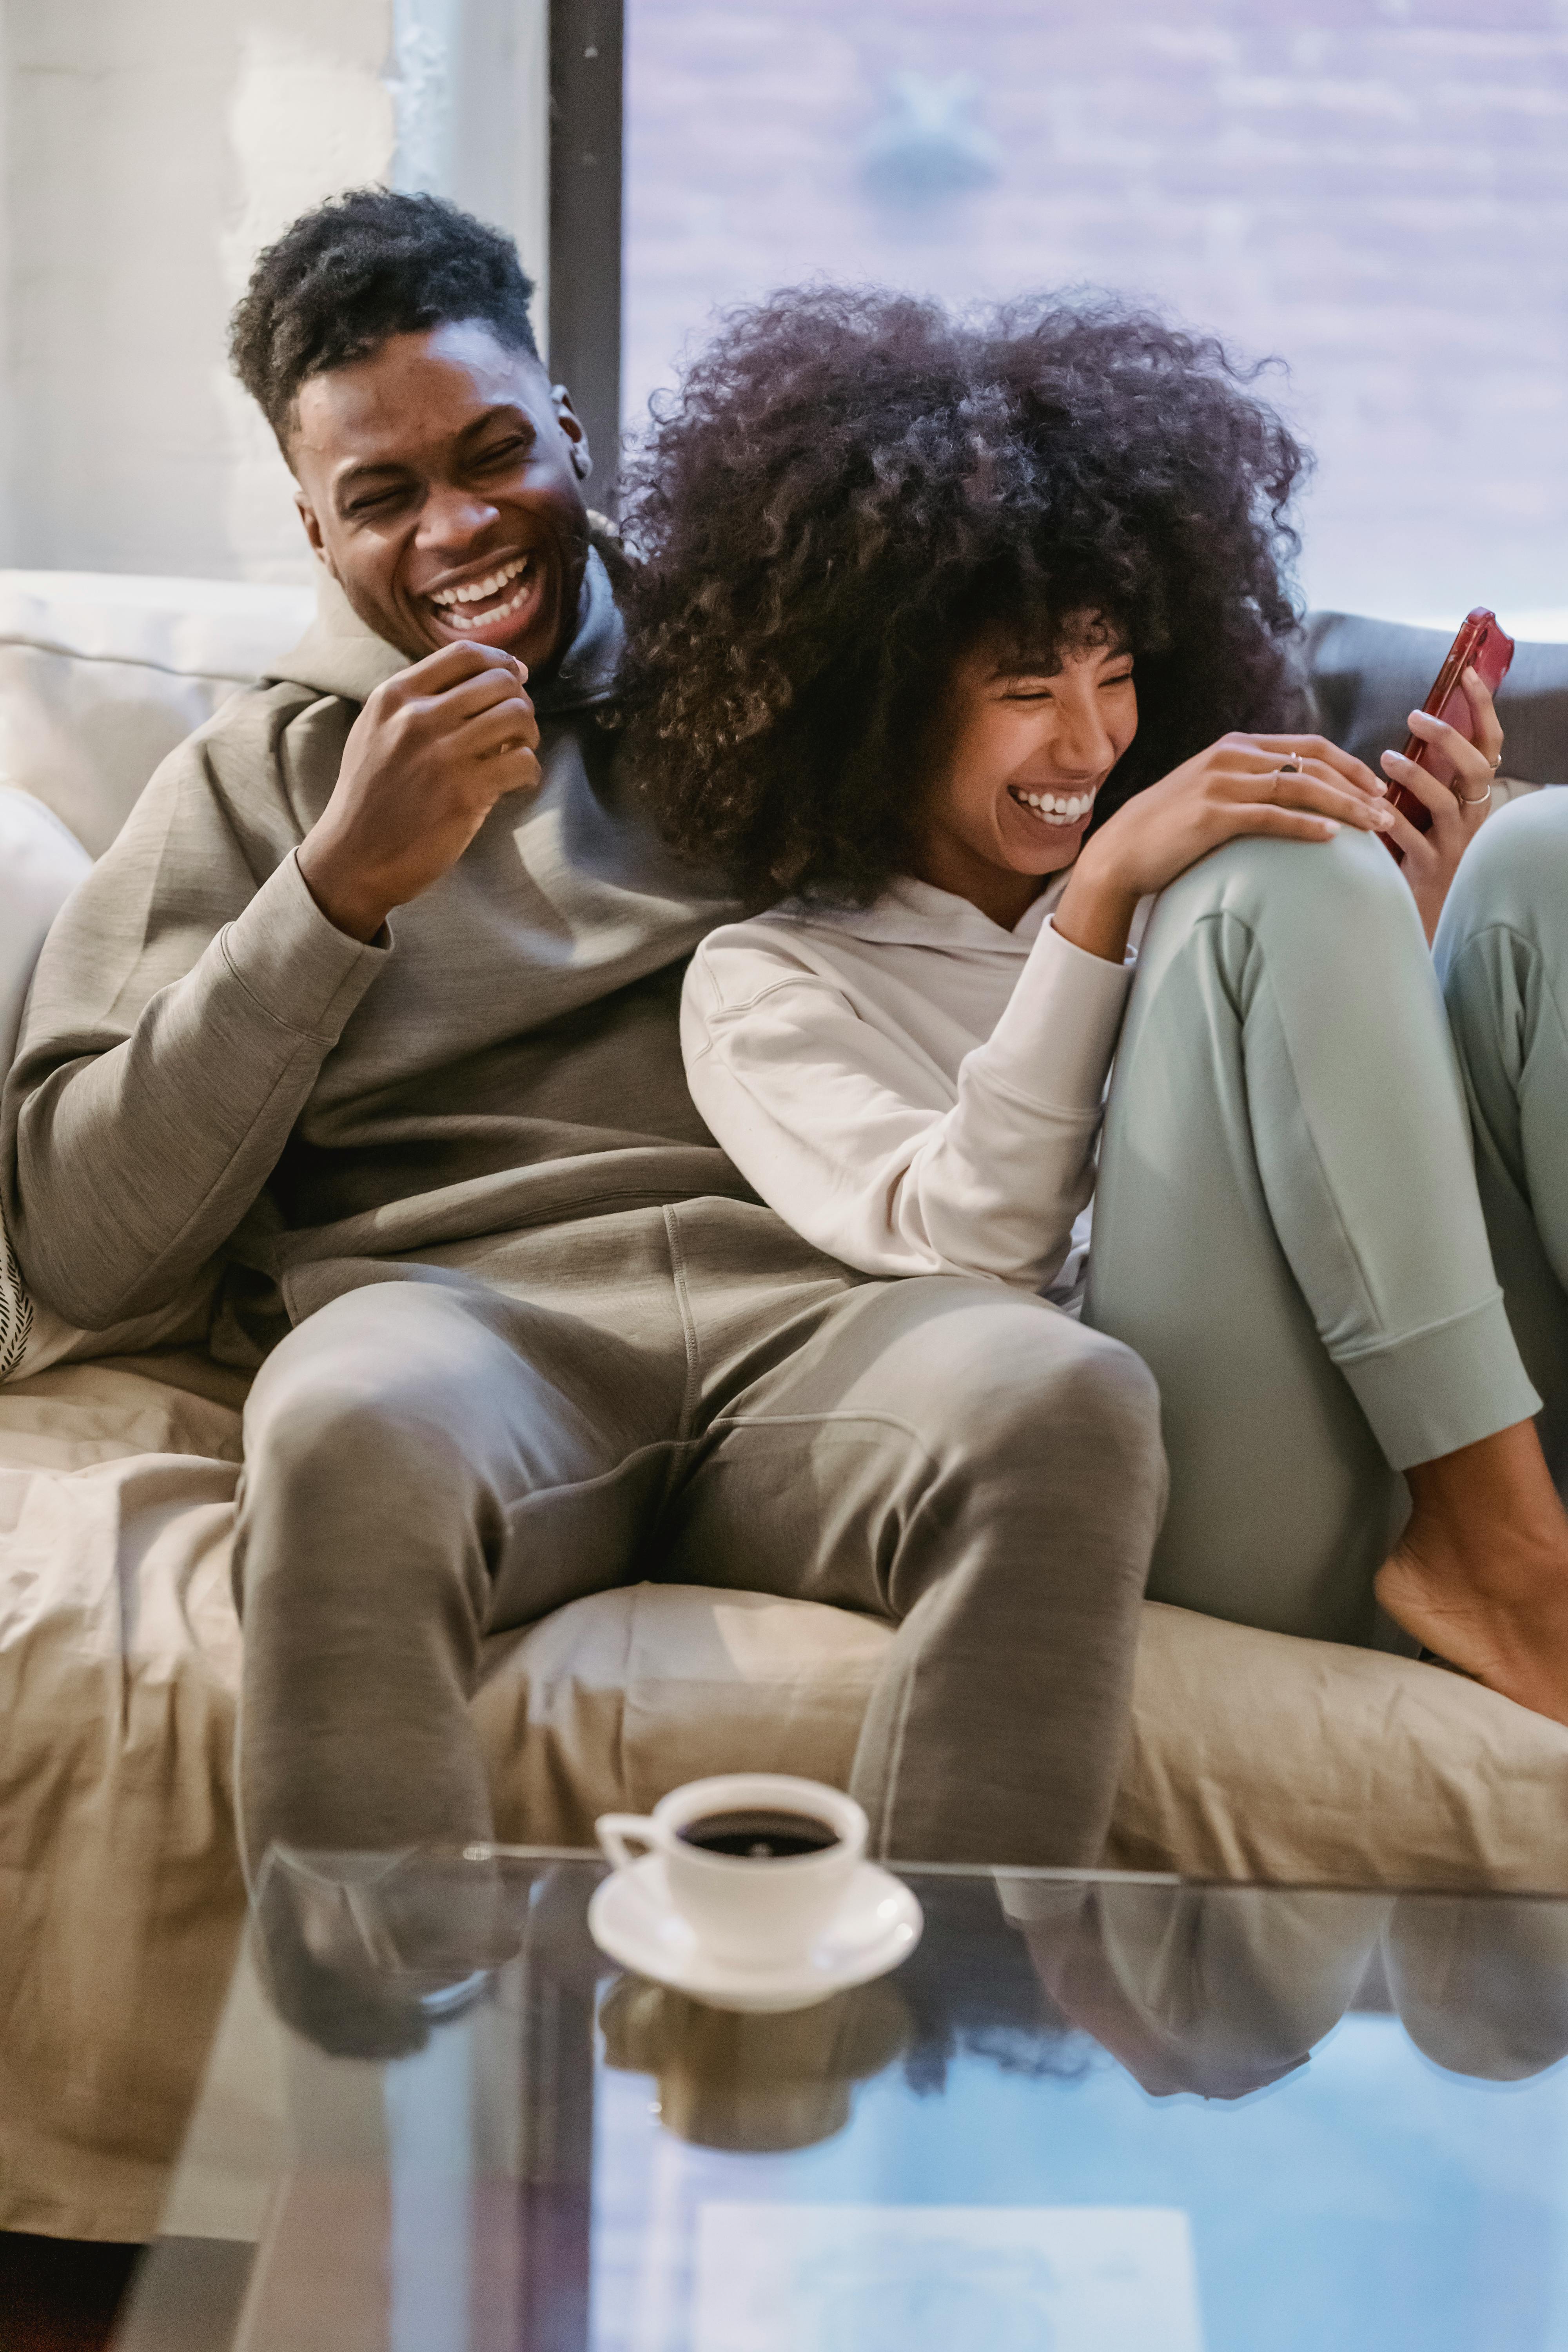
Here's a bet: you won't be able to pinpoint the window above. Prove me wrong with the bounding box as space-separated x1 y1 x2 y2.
579 0 1568 632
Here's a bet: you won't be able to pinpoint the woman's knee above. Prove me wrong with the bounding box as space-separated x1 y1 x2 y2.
1438 790 1568 966
1168 826 1412 945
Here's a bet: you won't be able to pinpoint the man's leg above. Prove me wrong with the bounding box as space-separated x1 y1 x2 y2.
1436 790 1568 1487
234 1270 683 1879
659 1262 1165 1868
1084 829 1540 1642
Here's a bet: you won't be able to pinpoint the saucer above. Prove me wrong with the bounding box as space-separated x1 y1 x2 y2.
588 1855 923 2013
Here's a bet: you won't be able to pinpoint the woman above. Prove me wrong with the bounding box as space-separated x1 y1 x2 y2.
623 289 1568 1720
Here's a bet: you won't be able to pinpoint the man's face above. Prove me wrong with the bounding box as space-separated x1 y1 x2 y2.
290 319 593 671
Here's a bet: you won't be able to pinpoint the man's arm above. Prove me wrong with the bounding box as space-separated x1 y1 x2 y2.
0 719 388 1329
2 641 541 1331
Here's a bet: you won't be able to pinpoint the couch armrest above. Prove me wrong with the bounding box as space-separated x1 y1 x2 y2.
0 786 91 1075
0 788 91 1377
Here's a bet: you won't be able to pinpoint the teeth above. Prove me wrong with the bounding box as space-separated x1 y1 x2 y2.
430 555 530 608
439 579 533 629
1011 788 1094 824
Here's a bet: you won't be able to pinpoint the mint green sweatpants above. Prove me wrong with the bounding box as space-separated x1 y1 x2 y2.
1084 821 1543 1645
1436 789 1568 1491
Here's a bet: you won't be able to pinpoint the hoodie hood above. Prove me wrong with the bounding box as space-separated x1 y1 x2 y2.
267 542 624 715
770 870 1068 955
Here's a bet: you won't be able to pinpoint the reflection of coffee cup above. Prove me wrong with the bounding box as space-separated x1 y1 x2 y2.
599 1975 910 2151
597 1774 866 1969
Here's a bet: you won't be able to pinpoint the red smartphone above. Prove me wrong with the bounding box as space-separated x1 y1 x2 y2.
1383 607 1514 861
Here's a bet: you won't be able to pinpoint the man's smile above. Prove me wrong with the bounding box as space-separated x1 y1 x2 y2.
419 548 546 646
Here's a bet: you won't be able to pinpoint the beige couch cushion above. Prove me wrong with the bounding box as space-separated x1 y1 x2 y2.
5 1356 1568 2236
0 570 313 857
474 1583 1568 1888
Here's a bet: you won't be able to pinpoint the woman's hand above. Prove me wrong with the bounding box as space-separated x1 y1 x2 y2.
1054 731 1394 964
1379 667 1503 945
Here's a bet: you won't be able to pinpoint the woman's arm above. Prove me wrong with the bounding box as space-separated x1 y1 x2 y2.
682 919 1134 1289
1056 731 1394 964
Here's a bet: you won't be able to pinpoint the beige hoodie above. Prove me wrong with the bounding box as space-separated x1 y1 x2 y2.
0 551 749 1364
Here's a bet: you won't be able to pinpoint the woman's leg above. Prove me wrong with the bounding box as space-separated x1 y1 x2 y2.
1084 827 1541 1646
1434 790 1568 1484
1364 793 1568 1699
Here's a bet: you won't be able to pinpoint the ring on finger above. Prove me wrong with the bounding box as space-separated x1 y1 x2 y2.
1455 782 1492 808
1274 757 1302 779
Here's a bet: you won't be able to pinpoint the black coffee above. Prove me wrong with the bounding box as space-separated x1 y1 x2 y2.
678 1808 840 1860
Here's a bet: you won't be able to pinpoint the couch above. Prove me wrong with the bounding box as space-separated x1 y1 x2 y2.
3 569 1568 2244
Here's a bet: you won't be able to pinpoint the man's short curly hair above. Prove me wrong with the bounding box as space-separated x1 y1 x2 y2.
620 288 1310 909
229 188 539 450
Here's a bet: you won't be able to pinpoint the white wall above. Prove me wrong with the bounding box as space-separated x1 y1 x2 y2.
0 0 548 583
389 0 548 332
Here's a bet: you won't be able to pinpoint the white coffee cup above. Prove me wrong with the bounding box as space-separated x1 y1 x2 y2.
597 1774 867 1970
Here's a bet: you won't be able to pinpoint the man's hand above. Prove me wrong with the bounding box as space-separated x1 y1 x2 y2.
1054 732 1394 965
297 642 543 942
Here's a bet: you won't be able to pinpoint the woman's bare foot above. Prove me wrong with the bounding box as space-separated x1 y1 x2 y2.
1376 1422 1568 1728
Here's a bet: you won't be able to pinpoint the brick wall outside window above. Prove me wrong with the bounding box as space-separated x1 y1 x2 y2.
624 0 1568 630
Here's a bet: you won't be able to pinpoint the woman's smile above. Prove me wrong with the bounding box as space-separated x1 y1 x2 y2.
1006 783 1100 829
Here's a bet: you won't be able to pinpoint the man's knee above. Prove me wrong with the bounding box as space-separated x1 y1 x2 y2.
1004 1317 1161 1483
245 1356 458 1500
234 1352 491 1636
243 1283 494 1497
922 1298 1163 1478
882 1304 1165 1628
237 1322 494 1620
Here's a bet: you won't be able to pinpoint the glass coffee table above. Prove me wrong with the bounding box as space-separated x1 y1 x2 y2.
113 1850 1568 2350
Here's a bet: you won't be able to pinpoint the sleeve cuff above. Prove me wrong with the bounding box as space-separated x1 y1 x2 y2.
217 849 389 1040
975 913 1135 1110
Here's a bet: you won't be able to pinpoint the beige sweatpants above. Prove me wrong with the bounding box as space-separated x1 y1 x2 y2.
234 1200 1165 1877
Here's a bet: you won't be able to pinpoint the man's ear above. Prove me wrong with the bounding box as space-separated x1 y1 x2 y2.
552 385 593 482
294 488 338 576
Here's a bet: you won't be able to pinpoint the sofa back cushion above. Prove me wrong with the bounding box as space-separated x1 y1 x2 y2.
2 575 1564 865
1306 612 1568 786
0 570 314 858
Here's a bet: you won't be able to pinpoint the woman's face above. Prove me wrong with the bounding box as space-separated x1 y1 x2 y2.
913 628 1138 921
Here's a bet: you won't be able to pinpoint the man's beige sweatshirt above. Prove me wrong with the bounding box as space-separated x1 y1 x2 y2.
0 550 748 1364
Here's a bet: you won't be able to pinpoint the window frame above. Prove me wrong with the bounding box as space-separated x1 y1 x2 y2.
548 0 625 508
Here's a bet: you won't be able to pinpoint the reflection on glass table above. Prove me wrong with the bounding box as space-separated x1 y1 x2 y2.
113 1850 1568 2352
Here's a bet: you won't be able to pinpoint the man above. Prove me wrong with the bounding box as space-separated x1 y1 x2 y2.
1 191 1164 1885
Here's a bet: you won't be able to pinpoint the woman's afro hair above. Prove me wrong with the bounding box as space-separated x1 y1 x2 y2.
619 287 1312 909
229 187 539 448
